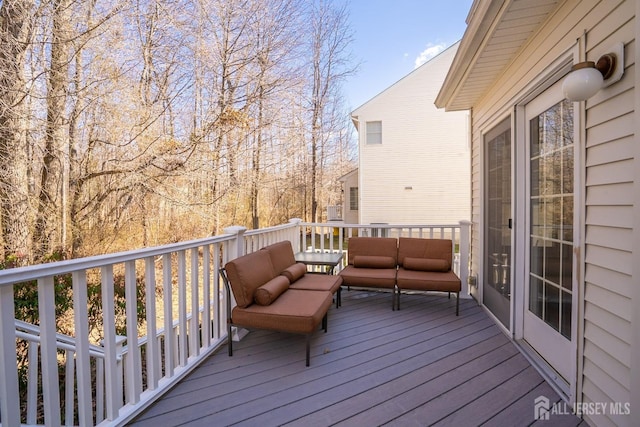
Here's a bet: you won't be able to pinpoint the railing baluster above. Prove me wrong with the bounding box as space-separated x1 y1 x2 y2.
145 257 160 390
177 251 188 366
329 226 335 252
202 245 211 348
115 336 125 412
173 322 179 370
162 254 174 377
190 248 200 358
64 349 75 426
26 340 39 424
72 270 92 426
38 276 62 425
101 265 121 419
96 358 105 423
214 244 222 340
124 260 142 404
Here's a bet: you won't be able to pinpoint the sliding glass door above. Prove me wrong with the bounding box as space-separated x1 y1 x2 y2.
484 118 512 328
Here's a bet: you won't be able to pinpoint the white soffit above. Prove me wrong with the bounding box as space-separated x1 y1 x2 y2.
436 0 561 111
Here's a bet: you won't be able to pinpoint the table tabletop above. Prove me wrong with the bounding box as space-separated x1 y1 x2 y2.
294 251 343 267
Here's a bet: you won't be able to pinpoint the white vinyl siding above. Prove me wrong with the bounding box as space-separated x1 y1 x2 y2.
581 2 634 424
466 1 635 425
339 170 359 224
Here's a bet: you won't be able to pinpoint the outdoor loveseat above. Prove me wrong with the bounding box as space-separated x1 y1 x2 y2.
220 241 343 366
339 237 461 315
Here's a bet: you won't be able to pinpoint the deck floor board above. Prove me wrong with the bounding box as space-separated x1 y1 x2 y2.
129 290 583 426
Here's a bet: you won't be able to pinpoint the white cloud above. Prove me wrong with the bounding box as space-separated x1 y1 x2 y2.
414 43 446 68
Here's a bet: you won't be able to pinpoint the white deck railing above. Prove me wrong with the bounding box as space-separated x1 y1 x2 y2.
0 220 470 426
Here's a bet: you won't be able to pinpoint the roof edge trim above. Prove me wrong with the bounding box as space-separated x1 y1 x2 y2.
435 0 511 110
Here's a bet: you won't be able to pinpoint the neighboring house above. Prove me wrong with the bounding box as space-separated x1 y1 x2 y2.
350 42 470 226
337 169 359 224
436 1 638 426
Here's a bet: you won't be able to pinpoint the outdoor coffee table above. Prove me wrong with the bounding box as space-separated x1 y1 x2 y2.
294 251 343 275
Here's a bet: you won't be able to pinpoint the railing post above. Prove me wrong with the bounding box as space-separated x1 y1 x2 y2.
289 218 303 252
459 220 472 299
223 226 248 342
224 226 247 259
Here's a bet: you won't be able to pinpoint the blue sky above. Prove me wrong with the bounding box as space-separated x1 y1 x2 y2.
340 0 474 111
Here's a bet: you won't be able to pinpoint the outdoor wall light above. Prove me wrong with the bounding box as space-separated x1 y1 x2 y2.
562 42 624 102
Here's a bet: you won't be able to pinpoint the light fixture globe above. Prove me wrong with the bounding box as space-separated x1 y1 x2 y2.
562 61 603 102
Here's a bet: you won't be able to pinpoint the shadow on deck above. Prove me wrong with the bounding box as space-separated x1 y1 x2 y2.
129 290 584 426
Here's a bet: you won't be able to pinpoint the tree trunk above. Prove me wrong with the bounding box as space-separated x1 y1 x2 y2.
33 0 71 259
306 1 355 225
0 0 35 262
310 110 319 223
251 85 264 229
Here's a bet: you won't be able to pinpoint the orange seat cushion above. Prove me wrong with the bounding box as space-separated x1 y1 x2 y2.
232 289 332 334
225 250 276 308
289 273 343 294
396 269 461 292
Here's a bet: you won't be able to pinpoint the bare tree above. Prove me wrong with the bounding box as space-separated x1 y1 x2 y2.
0 0 35 262
246 0 304 228
64 0 190 254
32 0 72 259
191 0 256 228
306 0 355 222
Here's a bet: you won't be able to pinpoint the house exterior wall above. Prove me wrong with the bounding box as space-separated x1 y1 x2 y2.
340 170 359 224
466 1 635 425
632 0 640 420
352 44 470 226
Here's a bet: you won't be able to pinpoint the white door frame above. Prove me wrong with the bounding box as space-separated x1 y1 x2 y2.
510 49 581 402
522 80 575 385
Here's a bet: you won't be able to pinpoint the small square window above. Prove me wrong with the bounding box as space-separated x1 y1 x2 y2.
366 121 382 144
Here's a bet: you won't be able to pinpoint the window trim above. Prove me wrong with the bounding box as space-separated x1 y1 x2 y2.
365 121 382 145
349 187 358 210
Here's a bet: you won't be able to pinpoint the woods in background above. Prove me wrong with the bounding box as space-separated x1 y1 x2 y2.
0 0 357 265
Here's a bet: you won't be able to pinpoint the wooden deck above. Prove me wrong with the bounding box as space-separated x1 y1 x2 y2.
129 290 585 426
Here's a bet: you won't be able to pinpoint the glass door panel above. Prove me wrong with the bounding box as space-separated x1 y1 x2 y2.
528 99 574 339
484 118 511 328
523 84 575 384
